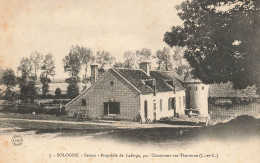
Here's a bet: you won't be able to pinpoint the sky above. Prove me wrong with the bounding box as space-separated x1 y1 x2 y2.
0 0 184 79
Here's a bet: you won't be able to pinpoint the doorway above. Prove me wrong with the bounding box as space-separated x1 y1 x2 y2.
144 100 148 119
104 102 120 115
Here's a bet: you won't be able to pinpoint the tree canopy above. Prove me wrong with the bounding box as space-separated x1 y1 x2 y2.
164 0 260 93
63 46 82 99
40 54 56 98
96 51 115 70
155 47 173 71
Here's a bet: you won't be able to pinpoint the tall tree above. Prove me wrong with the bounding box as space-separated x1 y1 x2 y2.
164 0 260 93
63 46 82 99
171 46 192 79
78 46 94 90
30 51 43 77
17 57 38 102
2 68 17 100
96 51 115 70
136 48 153 62
123 51 138 69
155 47 173 71
113 62 125 68
40 54 56 99
0 66 3 85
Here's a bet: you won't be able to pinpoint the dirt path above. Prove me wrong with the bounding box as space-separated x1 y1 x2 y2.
0 117 200 129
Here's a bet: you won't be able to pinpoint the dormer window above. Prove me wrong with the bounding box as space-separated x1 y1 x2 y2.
165 80 174 87
165 80 176 93
143 79 156 95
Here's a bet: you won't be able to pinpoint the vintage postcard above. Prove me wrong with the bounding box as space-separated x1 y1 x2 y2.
0 0 259 162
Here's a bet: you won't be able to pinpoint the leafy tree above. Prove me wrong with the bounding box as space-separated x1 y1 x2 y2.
30 51 43 77
171 46 192 79
63 46 82 99
17 57 38 102
2 68 17 100
123 51 138 69
0 66 3 85
55 87 62 99
77 46 94 90
136 48 153 62
40 54 56 98
113 62 125 68
164 0 260 93
65 77 80 99
155 47 173 71
96 51 115 70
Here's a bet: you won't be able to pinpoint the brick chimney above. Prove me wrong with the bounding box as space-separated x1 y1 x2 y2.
91 64 98 84
139 62 151 76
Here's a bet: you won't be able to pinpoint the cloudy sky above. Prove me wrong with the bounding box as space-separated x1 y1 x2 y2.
0 0 183 78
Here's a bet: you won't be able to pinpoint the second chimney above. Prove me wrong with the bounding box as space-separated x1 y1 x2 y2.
91 64 98 84
139 62 151 76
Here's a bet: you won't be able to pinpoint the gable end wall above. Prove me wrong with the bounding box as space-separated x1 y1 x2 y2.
66 70 141 120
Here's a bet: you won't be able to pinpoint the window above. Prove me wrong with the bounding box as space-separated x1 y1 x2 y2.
153 100 156 111
168 97 176 110
202 86 204 90
160 99 162 112
81 99 86 106
195 86 197 90
153 100 156 120
110 81 114 86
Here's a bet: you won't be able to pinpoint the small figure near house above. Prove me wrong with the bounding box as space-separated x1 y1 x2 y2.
187 108 193 117
137 111 142 124
205 111 211 126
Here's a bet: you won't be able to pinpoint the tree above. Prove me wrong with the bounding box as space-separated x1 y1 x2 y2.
17 57 38 102
0 66 3 85
63 46 82 99
96 51 115 70
40 54 56 99
171 46 192 79
2 68 17 100
77 46 94 90
55 87 62 99
123 51 138 69
164 0 260 93
155 47 173 71
30 51 43 77
136 48 153 62
113 62 125 68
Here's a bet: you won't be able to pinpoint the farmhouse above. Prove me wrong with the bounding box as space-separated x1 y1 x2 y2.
65 62 209 122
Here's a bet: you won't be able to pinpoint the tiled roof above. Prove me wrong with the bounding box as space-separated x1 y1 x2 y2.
150 71 186 92
113 69 154 93
113 69 186 94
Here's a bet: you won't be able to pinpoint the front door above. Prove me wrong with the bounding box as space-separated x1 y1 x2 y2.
144 100 148 119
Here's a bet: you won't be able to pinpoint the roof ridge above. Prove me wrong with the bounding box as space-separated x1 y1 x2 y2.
114 68 145 71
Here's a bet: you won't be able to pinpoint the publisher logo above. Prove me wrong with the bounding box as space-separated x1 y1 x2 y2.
11 135 23 146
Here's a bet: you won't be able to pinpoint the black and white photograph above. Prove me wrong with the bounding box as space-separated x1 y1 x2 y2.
0 0 259 162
